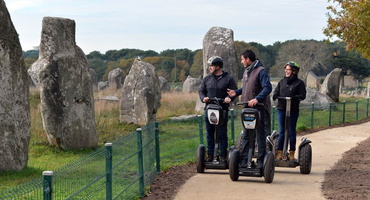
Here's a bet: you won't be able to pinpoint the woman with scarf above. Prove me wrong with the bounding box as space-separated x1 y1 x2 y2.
272 61 306 161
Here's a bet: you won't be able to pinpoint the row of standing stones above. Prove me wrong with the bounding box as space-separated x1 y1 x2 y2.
1 0 357 172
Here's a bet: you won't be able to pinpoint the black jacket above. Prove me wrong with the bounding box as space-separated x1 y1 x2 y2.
199 71 237 110
272 75 306 112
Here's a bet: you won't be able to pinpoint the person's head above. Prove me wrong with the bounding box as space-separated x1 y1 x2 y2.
207 56 223 75
240 50 256 67
284 61 300 77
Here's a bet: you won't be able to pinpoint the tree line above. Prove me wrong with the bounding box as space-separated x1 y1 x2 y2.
23 40 370 84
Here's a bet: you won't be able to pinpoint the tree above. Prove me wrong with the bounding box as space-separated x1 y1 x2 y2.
189 50 203 78
324 0 370 60
270 40 332 80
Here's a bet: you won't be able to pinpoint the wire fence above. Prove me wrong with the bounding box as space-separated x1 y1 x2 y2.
1 98 369 199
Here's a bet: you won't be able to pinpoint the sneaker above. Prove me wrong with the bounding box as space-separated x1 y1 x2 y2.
205 154 213 162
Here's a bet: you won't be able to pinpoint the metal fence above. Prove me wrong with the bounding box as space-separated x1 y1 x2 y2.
1 98 369 199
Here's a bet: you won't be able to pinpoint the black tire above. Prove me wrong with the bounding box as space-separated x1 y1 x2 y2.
299 144 312 174
263 152 275 183
235 134 243 155
196 145 206 173
229 149 239 181
228 146 235 163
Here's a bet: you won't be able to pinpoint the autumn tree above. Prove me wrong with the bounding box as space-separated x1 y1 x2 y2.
324 0 370 60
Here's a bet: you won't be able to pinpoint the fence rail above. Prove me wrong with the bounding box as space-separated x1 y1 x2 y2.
1 98 369 199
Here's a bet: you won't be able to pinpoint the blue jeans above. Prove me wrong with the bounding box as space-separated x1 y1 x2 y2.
205 110 228 157
277 109 299 151
240 109 266 166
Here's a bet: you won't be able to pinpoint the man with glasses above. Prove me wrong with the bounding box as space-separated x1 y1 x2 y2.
199 56 237 163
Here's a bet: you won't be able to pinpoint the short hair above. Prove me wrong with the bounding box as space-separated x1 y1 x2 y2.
241 50 256 62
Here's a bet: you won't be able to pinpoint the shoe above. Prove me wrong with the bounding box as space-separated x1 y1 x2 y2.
289 151 296 161
276 150 283 160
257 160 263 169
220 156 227 163
205 154 213 162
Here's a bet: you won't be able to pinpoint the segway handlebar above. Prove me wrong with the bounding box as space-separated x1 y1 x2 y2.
208 97 225 102
276 96 302 101
236 101 264 107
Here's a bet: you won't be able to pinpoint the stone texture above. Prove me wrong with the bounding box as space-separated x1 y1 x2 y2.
35 17 97 150
98 81 108 90
320 68 342 102
0 0 31 171
108 68 123 89
89 68 98 91
202 26 239 79
159 76 170 92
120 60 161 126
182 76 201 93
306 71 320 90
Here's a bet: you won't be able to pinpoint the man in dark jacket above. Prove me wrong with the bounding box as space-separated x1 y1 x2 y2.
227 50 272 169
199 56 237 163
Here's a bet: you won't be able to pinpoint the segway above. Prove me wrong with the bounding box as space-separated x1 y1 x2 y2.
229 102 275 183
196 97 232 173
266 97 312 174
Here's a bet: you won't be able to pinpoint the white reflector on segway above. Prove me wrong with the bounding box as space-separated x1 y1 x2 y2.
242 113 256 129
208 109 220 125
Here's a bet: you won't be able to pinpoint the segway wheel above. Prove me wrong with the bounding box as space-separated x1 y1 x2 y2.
196 145 206 173
263 152 275 183
229 149 239 181
299 144 312 174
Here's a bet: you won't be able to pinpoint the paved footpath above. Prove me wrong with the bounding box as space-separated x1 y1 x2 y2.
174 122 370 200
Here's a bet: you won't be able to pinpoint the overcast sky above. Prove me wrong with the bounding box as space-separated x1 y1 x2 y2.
5 0 336 54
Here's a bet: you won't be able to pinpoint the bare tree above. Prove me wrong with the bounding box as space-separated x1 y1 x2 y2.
271 40 332 81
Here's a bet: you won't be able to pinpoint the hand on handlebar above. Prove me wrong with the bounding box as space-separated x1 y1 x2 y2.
202 97 210 103
224 97 231 104
248 99 258 107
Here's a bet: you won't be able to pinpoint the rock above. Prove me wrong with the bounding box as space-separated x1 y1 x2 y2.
98 81 108 90
202 26 239 79
182 76 201 93
320 68 342 102
108 68 123 89
120 60 161 126
36 17 97 150
89 68 98 91
0 0 31 171
159 76 171 92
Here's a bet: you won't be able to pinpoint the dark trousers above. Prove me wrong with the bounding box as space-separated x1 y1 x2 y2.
205 111 228 157
241 110 266 165
277 109 299 151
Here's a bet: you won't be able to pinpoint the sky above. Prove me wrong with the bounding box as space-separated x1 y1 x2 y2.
5 0 337 54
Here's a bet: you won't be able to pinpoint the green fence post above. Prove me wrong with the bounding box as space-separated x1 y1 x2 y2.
311 102 314 129
105 143 112 200
367 98 369 118
230 109 235 143
272 106 276 131
155 122 160 173
329 102 332 126
356 100 359 121
198 115 204 144
136 128 144 197
42 171 53 200
342 101 346 123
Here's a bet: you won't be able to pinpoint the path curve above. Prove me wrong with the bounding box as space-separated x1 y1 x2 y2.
174 121 370 200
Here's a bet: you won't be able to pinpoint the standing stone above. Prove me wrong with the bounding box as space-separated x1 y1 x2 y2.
320 68 342 102
367 82 370 98
159 76 170 92
182 76 202 92
202 26 239 79
0 0 31 171
35 17 97 150
108 68 123 89
120 60 161 126
89 68 98 91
